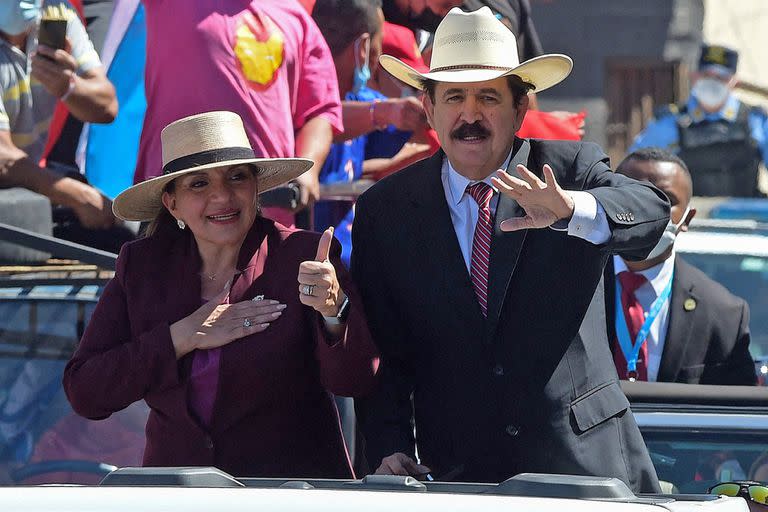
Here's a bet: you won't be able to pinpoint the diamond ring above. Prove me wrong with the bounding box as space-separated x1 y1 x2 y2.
243 318 252 328
301 284 315 296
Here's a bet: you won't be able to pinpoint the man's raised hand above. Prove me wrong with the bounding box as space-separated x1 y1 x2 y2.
491 163 575 232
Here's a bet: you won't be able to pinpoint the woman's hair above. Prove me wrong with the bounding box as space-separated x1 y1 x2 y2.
144 180 177 238
143 165 261 238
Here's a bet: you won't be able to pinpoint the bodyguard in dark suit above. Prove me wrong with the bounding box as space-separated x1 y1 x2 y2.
607 148 757 385
352 8 668 492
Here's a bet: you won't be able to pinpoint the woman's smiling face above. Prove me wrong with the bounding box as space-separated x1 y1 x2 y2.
162 164 259 248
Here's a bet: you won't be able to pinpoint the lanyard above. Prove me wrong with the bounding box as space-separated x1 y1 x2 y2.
615 271 673 375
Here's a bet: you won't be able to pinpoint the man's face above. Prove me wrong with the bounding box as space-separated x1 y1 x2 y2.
691 69 735 112
619 159 691 225
423 77 528 180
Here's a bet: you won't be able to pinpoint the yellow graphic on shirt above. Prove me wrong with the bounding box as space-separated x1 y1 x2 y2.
234 11 284 88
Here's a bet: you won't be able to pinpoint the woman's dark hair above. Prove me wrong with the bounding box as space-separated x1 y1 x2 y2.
144 180 177 238
420 75 535 106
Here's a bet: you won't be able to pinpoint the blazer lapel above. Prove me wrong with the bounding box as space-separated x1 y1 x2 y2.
657 257 699 382
411 150 483 319
485 138 531 339
165 231 206 381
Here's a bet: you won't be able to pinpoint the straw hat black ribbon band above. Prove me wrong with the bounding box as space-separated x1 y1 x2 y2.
428 64 512 73
162 147 256 175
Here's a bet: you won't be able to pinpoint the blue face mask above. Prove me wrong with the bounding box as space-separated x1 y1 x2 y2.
0 0 42 36
352 36 371 93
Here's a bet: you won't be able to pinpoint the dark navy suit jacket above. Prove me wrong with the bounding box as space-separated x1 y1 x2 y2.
352 139 669 492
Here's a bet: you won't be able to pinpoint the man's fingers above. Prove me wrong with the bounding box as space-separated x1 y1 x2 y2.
542 164 559 189
376 456 410 476
404 459 432 476
516 164 544 188
490 176 522 200
375 453 428 477
495 170 531 191
500 216 534 232
315 227 333 262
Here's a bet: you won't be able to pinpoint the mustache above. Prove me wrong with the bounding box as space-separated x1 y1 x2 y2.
451 123 490 139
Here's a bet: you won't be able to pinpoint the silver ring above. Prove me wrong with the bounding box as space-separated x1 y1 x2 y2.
243 318 252 328
302 284 315 296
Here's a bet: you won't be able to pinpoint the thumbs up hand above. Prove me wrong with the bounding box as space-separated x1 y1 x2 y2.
298 227 346 317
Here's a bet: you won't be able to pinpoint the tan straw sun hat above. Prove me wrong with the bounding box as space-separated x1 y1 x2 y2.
380 6 573 93
112 111 312 221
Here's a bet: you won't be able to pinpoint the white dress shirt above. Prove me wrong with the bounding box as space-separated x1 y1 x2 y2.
441 151 612 271
612 252 675 382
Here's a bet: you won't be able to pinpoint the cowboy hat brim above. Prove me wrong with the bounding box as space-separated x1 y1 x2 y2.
380 53 573 94
112 157 312 222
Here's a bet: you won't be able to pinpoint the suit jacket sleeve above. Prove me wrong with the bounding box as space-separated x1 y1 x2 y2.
311 237 380 397
575 142 671 260
351 193 418 467
63 243 181 419
721 299 758 385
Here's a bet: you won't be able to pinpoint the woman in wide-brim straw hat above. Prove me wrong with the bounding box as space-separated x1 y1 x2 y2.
63 111 379 478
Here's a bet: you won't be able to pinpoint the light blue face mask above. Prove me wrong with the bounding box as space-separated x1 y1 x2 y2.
352 36 371 93
0 0 42 36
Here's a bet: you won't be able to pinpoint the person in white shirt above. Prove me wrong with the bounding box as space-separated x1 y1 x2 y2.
608 147 757 385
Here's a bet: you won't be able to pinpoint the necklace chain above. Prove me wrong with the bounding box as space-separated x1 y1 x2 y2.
199 269 243 281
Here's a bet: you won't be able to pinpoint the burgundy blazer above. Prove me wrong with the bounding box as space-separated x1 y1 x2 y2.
63 217 379 478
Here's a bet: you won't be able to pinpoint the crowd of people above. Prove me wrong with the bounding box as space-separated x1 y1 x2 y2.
0 0 766 498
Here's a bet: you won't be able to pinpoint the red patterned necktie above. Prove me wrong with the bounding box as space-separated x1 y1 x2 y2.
612 270 649 381
466 182 494 316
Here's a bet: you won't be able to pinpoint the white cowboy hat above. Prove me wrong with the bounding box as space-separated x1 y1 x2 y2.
380 6 573 93
112 111 312 222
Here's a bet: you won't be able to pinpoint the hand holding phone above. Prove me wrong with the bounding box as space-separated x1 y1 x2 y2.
38 19 68 51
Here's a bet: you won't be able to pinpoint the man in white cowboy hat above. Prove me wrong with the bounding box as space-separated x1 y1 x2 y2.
352 7 668 491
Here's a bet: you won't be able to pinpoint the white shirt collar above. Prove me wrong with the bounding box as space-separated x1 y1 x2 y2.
444 148 515 205
613 250 676 297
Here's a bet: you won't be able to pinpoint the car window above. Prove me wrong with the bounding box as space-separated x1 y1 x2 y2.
644 429 768 494
678 252 768 361
0 285 148 485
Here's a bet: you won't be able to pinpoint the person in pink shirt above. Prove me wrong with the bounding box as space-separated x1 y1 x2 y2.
134 0 343 226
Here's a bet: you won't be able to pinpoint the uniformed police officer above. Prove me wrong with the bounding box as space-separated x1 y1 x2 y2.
631 44 768 197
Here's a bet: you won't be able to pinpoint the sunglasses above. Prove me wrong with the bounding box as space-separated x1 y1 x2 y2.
708 482 768 504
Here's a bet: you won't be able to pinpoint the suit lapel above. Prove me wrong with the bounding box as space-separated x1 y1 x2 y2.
485 138 531 339
657 257 700 382
411 151 481 317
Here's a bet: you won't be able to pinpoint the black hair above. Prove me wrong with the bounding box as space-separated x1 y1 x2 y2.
618 147 693 200
621 147 689 173
312 0 382 57
419 75 535 106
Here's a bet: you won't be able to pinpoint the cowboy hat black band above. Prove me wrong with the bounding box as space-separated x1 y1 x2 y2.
162 146 256 175
429 64 512 73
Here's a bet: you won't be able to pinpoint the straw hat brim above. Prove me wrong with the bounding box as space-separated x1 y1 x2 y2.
112 157 313 222
380 53 573 94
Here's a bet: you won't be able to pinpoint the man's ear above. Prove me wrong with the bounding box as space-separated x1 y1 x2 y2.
356 33 371 65
680 207 697 232
513 94 530 133
422 92 436 130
